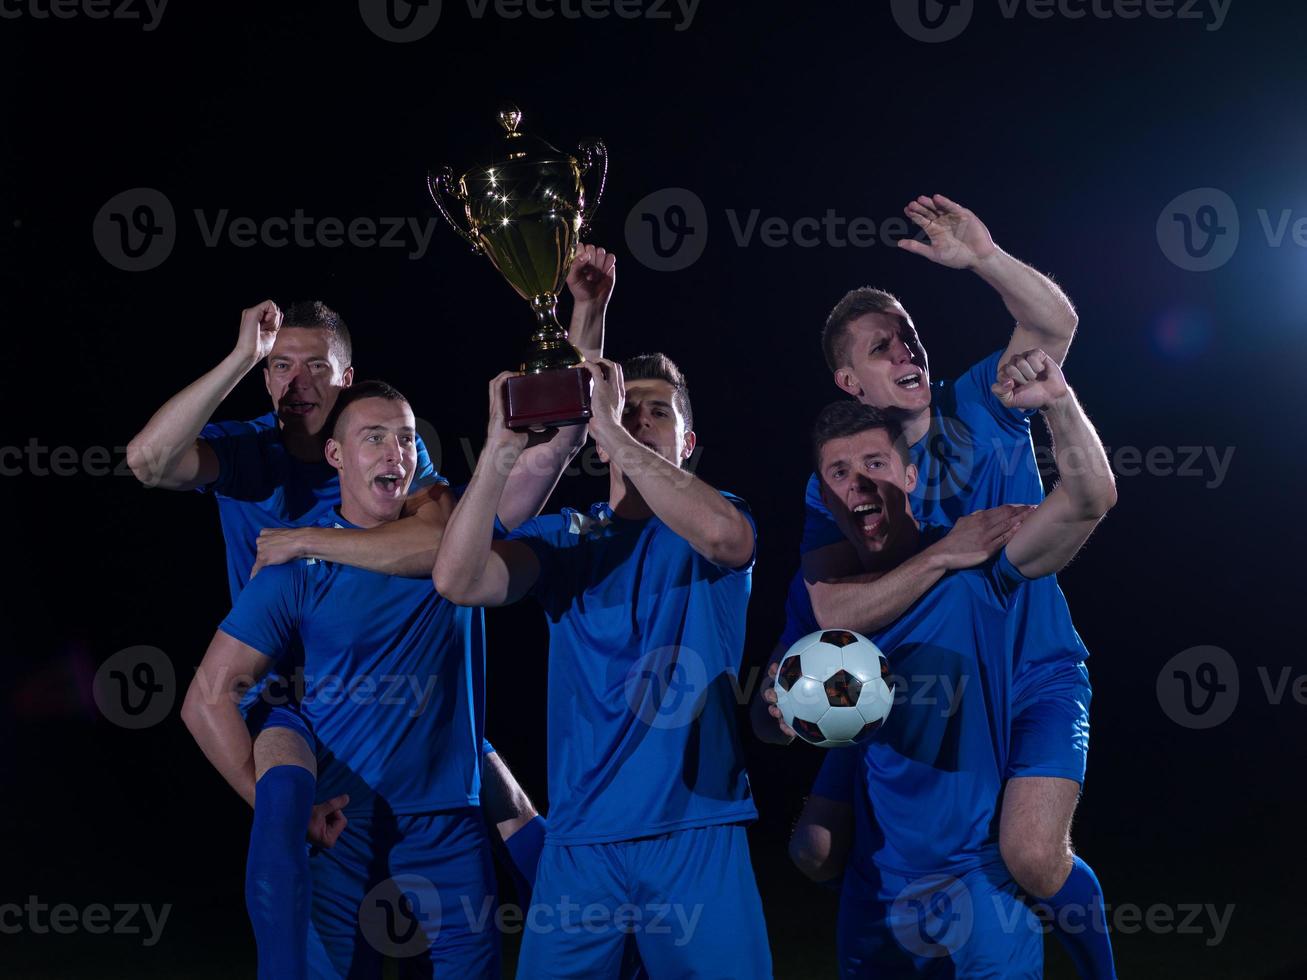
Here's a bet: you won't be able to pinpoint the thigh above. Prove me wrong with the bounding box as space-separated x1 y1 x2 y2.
1007 661 1091 785
308 817 383 979
628 825 772 980
516 840 630 980
386 810 499 980
253 715 317 780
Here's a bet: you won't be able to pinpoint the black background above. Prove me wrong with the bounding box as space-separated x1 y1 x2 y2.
4 1 1305 977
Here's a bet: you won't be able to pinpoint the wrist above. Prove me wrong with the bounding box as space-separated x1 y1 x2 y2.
969 244 1008 277
478 439 523 481
1041 389 1076 421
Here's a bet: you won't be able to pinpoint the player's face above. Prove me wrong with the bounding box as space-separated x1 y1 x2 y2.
616 378 695 468
326 397 418 526
834 312 931 416
263 327 354 439
818 427 918 553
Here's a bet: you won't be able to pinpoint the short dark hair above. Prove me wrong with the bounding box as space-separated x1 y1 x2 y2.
821 287 919 373
282 300 353 366
622 352 693 431
325 380 409 440
811 400 909 474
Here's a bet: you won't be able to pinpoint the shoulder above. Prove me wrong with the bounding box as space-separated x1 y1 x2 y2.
201 412 277 442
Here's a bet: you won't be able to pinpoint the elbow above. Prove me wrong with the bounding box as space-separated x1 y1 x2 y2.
789 837 840 884
706 516 755 569
125 437 158 486
1080 478 1118 521
432 562 470 604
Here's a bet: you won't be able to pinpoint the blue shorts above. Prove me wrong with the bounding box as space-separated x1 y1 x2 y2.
1006 660 1092 786
516 823 771 979
838 859 1043 978
307 807 499 979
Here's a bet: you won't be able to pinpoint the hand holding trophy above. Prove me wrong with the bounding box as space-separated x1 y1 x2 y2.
429 105 607 430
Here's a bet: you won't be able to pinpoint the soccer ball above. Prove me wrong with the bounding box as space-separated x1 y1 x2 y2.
775 629 894 748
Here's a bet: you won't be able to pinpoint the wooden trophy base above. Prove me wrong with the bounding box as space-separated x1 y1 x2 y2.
505 366 593 430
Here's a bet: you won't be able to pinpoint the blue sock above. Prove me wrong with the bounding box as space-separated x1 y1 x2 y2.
503 815 546 908
1034 856 1117 980
246 765 314 980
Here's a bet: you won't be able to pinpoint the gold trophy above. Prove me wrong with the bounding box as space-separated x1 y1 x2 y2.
429 105 607 429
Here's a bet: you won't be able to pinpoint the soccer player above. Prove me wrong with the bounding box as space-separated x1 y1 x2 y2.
781 196 1116 977
183 381 503 977
434 355 772 978
782 351 1116 976
130 245 615 972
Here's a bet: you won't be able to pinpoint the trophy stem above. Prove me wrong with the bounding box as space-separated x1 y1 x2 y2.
522 292 584 374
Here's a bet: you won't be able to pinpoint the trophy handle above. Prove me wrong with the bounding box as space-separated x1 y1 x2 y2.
427 167 482 254
575 139 607 237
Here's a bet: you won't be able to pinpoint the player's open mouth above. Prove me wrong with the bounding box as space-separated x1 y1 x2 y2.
282 400 317 415
895 372 922 390
373 472 405 495
852 501 884 535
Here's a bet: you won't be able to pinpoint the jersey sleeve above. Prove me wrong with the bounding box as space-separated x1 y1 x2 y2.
218 562 305 660
801 473 845 556
982 548 1044 605
718 491 758 573
810 741 859 804
953 349 1037 440
411 432 446 490
505 515 565 609
778 570 820 649
198 419 268 497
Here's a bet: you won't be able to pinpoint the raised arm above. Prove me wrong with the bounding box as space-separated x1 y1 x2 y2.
180 629 275 807
127 301 282 490
433 374 543 608
899 195 1078 365
585 359 754 568
995 351 1117 579
801 505 1030 632
496 244 617 529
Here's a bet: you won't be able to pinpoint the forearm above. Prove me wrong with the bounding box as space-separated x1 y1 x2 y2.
1044 390 1116 517
600 426 752 566
973 248 1078 342
497 428 586 530
433 445 517 598
296 519 444 578
181 692 257 807
569 299 606 362
807 548 949 633
127 349 256 486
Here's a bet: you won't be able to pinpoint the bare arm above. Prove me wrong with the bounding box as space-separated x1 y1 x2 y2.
480 749 540 840
790 794 854 883
899 195 1078 365
251 483 455 579
752 640 796 745
180 629 275 807
586 360 754 568
495 244 616 529
995 352 1117 579
126 301 281 489
801 505 1030 633
433 375 543 608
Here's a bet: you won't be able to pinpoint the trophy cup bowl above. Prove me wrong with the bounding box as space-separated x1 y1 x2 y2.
429 105 608 430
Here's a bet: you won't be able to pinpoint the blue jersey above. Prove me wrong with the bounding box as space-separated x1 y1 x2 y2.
800 349 1088 672
847 549 1032 880
508 493 759 845
219 513 484 816
199 412 438 601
